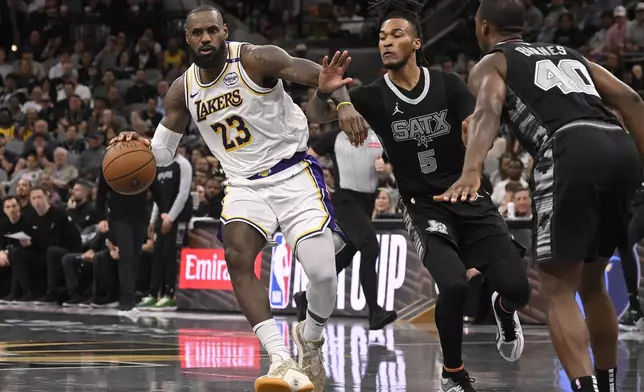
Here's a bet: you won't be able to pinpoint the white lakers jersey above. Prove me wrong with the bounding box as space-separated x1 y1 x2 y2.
184 41 309 180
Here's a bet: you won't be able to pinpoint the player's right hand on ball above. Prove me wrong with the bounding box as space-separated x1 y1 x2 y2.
109 132 151 149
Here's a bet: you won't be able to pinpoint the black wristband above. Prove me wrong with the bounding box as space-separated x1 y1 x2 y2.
315 88 332 100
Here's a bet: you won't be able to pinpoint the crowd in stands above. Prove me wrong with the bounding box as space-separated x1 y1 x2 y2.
0 0 639 308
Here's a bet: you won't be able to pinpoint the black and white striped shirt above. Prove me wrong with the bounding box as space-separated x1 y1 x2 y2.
311 128 383 194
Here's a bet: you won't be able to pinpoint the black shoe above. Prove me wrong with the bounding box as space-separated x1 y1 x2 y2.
0 292 19 304
440 369 476 392
369 309 398 330
78 298 94 308
619 308 644 331
33 293 58 306
13 292 39 304
62 295 86 307
91 297 119 308
293 291 308 322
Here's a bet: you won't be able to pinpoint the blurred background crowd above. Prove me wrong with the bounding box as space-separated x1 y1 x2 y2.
0 0 634 309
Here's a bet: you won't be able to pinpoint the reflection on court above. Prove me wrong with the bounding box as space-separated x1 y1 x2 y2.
0 307 642 391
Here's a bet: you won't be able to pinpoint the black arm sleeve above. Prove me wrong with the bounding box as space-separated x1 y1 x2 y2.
95 173 109 221
310 128 340 157
443 71 475 124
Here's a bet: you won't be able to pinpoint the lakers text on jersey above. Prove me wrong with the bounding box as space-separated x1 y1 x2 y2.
187 41 345 249
185 41 309 182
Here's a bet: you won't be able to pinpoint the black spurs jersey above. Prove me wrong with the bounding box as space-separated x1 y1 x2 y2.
491 41 620 157
349 67 474 199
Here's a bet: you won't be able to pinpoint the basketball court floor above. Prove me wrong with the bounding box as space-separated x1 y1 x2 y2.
0 305 642 392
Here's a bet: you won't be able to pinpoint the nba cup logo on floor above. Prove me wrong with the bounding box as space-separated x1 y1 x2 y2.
269 233 293 309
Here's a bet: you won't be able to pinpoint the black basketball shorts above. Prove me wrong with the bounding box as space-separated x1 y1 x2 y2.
399 191 518 269
532 121 641 263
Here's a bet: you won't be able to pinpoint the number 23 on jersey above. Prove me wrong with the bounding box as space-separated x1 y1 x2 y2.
210 115 253 152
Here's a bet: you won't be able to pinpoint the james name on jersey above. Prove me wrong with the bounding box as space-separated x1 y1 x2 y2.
195 89 243 122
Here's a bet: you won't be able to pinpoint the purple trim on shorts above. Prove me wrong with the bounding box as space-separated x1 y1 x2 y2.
247 151 307 180
302 155 347 244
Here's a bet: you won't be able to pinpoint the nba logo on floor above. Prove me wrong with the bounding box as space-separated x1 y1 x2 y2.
269 233 293 309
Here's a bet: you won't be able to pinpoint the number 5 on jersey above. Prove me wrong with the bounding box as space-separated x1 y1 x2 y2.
210 115 253 152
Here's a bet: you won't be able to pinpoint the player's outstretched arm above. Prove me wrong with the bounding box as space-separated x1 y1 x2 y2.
434 53 506 203
588 61 644 157
243 45 368 145
462 54 506 176
110 75 189 167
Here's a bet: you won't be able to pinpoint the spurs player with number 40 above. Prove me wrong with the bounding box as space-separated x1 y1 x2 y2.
309 1 531 391
113 5 369 392
439 1 644 391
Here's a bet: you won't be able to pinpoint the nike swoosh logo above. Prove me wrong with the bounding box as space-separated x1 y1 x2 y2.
190 92 199 98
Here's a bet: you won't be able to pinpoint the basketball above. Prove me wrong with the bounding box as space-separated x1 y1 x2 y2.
102 139 156 195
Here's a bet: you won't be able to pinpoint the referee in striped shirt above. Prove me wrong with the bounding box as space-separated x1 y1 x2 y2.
294 125 398 330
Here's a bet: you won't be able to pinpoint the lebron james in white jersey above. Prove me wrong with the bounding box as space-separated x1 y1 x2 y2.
112 5 367 392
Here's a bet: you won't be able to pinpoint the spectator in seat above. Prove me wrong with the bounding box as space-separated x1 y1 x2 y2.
47 147 78 200
511 188 533 220
125 69 156 104
99 109 127 135
56 74 92 103
156 80 169 115
106 85 125 113
58 95 89 134
523 0 543 42
604 6 629 53
0 196 27 302
628 3 644 52
92 70 117 99
66 180 100 230
491 157 528 205
13 178 34 215
629 64 644 94
196 177 223 218
604 52 624 79
373 188 398 219
22 85 45 113
59 125 86 157
163 37 186 71
3 154 44 194
553 12 585 48
48 52 77 81
27 186 82 305
77 133 106 181
22 120 56 159
587 11 614 55
115 52 136 79
15 59 38 89
134 36 159 70
0 108 16 140
60 221 107 307
38 172 64 208
140 97 162 129
0 47 12 80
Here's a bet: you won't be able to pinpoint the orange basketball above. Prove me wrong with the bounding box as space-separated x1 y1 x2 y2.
102 139 156 195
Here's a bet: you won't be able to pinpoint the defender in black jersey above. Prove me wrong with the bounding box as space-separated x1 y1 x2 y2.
437 1 644 391
308 1 530 391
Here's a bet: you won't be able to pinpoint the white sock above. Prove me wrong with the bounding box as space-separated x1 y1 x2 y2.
253 319 291 363
302 309 327 342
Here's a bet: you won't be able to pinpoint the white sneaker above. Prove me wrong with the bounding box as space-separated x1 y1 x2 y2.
254 358 314 392
292 321 325 392
491 291 524 362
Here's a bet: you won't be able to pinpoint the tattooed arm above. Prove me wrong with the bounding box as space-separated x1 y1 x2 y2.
241 45 367 145
241 44 351 105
